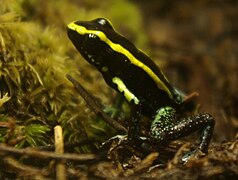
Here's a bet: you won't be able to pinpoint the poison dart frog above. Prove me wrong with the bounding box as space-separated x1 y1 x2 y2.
67 18 215 161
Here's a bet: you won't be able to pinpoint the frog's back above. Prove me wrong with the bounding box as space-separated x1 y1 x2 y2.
67 18 184 113
98 48 179 117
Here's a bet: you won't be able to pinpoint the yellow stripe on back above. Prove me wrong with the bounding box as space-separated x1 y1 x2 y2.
67 22 173 98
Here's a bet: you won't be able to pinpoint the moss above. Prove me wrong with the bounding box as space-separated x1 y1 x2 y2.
0 0 146 149
0 11 99 148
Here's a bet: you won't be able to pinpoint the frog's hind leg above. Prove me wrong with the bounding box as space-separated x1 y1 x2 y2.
150 107 215 159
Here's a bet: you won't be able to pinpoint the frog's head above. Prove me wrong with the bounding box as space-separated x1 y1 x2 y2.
67 18 115 68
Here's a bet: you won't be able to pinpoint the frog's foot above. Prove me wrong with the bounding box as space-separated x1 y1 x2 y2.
102 135 128 147
102 135 148 148
102 135 152 168
182 149 205 163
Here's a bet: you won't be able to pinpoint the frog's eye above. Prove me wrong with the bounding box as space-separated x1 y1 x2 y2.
93 18 114 30
97 18 107 25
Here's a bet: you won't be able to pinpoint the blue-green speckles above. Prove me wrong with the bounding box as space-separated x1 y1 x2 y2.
101 66 108 72
150 106 176 141
154 106 176 122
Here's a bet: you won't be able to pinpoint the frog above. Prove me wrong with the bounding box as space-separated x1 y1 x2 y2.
67 18 215 161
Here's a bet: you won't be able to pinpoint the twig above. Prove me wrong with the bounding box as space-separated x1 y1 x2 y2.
183 91 199 103
54 125 66 180
3 156 49 177
66 74 127 133
0 143 97 162
38 139 98 151
124 152 159 177
54 125 64 154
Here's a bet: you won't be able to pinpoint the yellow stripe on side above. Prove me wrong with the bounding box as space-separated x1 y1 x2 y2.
67 22 173 98
112 77 140 104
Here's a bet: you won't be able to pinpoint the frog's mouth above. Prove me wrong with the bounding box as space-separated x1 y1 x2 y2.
67 27 101 68
67 27 83 46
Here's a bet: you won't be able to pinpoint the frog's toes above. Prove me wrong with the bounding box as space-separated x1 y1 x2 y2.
102 135 128 147
182 149 205 163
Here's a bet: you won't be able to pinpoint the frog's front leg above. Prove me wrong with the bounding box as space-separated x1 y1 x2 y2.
128 103 142 141
104 103 145 147
150 106 215 160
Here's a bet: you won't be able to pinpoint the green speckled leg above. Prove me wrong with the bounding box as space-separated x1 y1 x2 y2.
150 106 215 155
